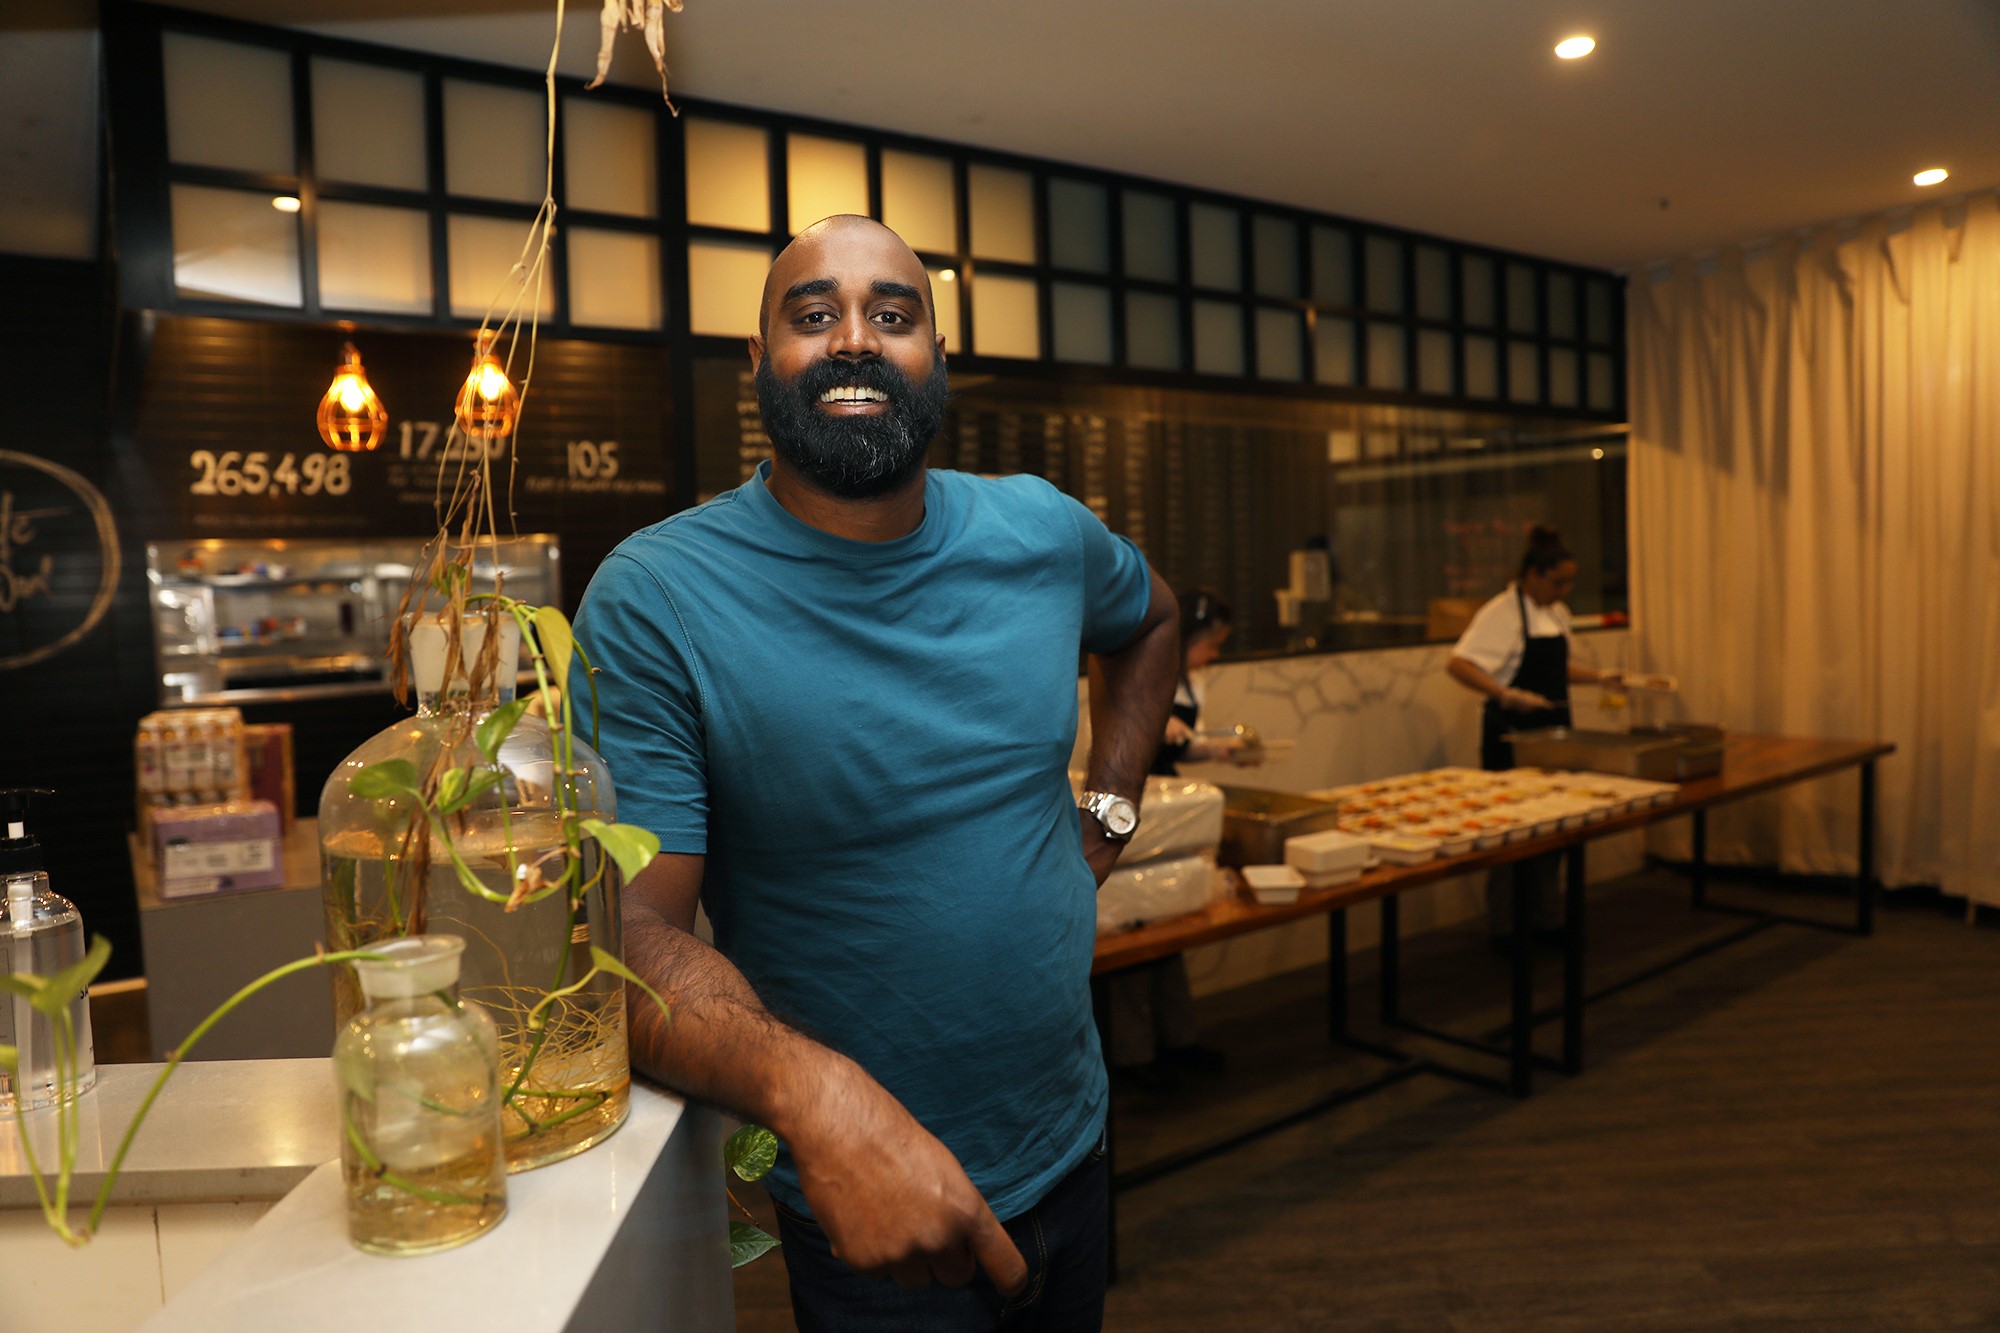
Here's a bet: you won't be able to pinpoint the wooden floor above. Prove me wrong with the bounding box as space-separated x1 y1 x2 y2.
731 870 2000 1331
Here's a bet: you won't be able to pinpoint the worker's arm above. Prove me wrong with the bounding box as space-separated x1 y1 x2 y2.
620 854 1027 1294
1081 568 1180 884
1447 654 1555 712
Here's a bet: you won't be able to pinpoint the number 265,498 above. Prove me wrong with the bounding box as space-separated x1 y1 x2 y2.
188 451 351 498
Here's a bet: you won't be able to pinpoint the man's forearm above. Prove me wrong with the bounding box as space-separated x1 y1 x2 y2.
1085 569 1179 798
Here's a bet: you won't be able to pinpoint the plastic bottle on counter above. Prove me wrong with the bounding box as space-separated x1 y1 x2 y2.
0 789 95 1113
185 711 218 803
161 715 193 804
135 720 165 801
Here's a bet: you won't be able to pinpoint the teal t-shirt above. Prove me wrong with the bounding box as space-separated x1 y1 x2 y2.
575 462 1152 1221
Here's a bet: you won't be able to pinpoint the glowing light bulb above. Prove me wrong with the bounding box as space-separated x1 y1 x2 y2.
272 195 301 213
937 269 956 283
455 331 519 442
1555 35 1596 59
317 342 387 452
1913 167 1949 187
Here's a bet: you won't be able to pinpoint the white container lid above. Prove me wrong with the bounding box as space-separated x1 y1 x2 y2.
1241 864 1306 890
1285 829 1371 873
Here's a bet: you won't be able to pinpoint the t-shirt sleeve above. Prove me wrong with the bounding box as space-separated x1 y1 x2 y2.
1452 593 1521 680
1058 491 1154 654
573 550 710 855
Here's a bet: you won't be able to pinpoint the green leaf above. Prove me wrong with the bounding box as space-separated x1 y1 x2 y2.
724 1124 779 1183
729 1220 780 1268
533 605 575 697
0 974 44 1001
475 699 531 765
32 936 111 1019
0 1044 16 1072
435 767 501 817
582 819 659 884
348 760 418 800
588 946 670 1025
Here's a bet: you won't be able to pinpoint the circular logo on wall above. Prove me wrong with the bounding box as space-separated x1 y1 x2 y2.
0 450 122 671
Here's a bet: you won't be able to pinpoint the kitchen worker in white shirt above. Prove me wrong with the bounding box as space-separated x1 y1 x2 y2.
1446 525 1624 942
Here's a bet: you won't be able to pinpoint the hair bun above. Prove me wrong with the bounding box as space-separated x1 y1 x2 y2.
1529 523 1562 546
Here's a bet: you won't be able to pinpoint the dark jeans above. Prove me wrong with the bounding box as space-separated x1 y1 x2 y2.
773 1134 1109 1333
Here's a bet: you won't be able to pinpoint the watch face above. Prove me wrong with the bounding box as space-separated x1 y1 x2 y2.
1103 797 1138 838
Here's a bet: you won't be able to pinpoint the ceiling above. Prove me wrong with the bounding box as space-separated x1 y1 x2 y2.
6 0 1999 269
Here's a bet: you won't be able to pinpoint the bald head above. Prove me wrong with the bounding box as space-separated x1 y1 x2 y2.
758 215 935 339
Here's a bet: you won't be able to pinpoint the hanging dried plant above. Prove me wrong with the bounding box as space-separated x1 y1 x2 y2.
586 0 685 110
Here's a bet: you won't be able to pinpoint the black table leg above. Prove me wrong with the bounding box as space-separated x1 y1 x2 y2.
1510 872 1534 1098
1690 808 1708 910
1379 895 1401 1027
1328 909 1349 1042
1857 760 1877 936
1563 843 1587 1075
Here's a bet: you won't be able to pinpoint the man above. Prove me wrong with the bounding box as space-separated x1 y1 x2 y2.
574 214 1178 1330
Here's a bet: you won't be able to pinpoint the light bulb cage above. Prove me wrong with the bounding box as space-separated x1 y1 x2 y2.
317 342 388 453
454 331 520 442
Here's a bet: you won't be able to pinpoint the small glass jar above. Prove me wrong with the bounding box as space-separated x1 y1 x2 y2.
335 935 507 1256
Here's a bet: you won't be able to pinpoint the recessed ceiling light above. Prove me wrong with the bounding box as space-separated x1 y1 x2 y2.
1555 35 1596 59
936 269 956 282
1913 168 1949 187
1591 447 1605 460
271 195 301 213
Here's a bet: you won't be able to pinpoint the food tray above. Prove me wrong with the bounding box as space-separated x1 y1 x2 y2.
1505 727 1710 782
1217 786 1345 866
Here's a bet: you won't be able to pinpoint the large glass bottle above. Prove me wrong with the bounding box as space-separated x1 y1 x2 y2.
0 789 94 1113
320 612 630 1171
336 935 507 1255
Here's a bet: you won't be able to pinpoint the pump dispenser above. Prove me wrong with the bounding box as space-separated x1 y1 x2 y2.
0 789 95 1112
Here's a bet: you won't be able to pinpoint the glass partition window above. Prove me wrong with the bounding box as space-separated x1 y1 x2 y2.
1193 300 1245 376
1051 282 1113 364
1507 340 1540 404
928 266 962 350
448 214 557 321
1461 254 1496 327
1311 226 1354 308
1125 291 1181 370
1189 203 1241 292
688 238 771 337
1506 262 1539 334
568 229 663 330
313 59 426 190
968 165 1036 263
171 185 302 307
685 118 770 232
317 202 431 314
564 99 658 218
1417 329 1453 395
164 33 294 174
1122 191 1178 283
1314 317 1356 385
971 272 1040 358
1415 245 1452 321
444 80 547 204
1255 308 1304 381
1366 322 1404 390
1464 335 1500 399
1047 178 1110 273
882 151 957 254
1253 215 1300 299
1365 235 1404 314
787 133 869 235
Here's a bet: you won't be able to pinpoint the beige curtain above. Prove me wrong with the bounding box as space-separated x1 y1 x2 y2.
1627 192 2000 904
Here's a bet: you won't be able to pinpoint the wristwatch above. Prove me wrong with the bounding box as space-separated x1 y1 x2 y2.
1079 790 1140 842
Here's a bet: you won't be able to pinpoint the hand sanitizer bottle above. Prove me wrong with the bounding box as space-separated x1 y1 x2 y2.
0 789 95 1113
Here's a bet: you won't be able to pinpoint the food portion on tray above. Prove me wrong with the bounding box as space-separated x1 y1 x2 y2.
1302 767 1678 862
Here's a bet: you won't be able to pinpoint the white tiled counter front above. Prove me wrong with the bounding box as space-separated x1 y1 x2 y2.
0 1061 732 1333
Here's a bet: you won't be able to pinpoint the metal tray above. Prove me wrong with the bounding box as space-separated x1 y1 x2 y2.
1214 785 1346 867
1504 726 1723 781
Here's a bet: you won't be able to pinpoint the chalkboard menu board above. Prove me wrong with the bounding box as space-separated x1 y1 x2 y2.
125 317 677 607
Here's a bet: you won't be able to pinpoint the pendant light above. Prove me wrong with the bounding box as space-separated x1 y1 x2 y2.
317 341 388 452
454 330 519 442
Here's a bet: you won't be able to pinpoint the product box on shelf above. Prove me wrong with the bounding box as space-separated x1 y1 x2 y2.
136 708 251 835
150 799 284 899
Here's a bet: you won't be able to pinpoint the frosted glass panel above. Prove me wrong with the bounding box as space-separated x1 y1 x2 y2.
1464 335 1499 398
1547 346 1580 406
1192 300 1244 376
685 118 770 232
1125 291 1180 369
882 151 956 253
313 59 425 190
688 238 770 336
969 166 1035 263
788 134 868 235
1366 322 1405 389
1586 352 1615 410
1461 254 1495 326
1365 235 1403 313
1122 191 1177 282
1255 308 1303 381
569 229 662 329
1047 179 1109 273
448 214 556 320
1189 204 1240 291
1415 245 1451 321
1051 282 1112 364
1311 226 1353 307
444 80 545 204
164 34 294 174
1586 278 1616 344
1314 318 1356 385
565 98 657 217
317 201 430 314
971 272 1039 358
1547 270 1577 339
929 267 961 351
1253 216 1299 298
1417 328 1453 394
1506 262 1538 333
171 185 301 306
1507 339 1540 402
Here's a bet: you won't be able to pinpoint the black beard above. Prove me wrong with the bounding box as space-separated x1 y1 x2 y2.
755 351 949 500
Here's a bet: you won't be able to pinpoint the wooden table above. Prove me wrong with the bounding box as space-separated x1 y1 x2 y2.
1092 733 1893 1270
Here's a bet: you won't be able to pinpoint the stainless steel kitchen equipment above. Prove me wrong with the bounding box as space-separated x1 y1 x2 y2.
1504 725 1724 781
1215 786 1346 866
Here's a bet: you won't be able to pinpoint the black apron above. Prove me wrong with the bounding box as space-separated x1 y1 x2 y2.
1479 588 1571 771
1151 676 1202 777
